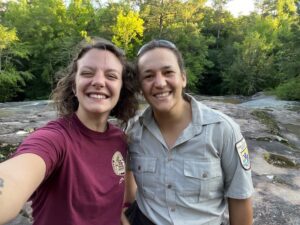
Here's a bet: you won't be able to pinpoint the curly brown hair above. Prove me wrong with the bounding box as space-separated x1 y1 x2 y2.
51 37 139 126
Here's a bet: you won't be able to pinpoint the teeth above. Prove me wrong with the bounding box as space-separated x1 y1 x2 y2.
155 92 169 98
89 94 107 99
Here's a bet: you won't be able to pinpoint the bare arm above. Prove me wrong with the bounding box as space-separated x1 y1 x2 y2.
120 170 137 225
0 153 46 224
228 197 253 225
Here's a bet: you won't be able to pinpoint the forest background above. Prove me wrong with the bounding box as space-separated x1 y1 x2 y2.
0 0 299 102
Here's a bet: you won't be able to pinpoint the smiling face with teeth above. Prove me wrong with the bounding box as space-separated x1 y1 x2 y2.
138 48 187 115
74 48 123 123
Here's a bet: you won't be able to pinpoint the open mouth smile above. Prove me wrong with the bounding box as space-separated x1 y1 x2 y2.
88 93 109 99
154 91 171 99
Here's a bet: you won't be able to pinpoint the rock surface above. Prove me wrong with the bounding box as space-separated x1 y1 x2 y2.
1 95 299 225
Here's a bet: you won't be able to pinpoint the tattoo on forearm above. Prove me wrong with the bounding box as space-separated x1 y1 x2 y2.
0 177 4 194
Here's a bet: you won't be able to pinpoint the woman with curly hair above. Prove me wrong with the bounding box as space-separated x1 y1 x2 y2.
0 37 138 225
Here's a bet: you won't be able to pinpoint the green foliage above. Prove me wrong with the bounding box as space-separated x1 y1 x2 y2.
222 32 278 96
0 24 31 101
0 0 299 101
274 76 300 100
175 28 213 93
0 68 32 102
0 25 18 51
200 6 237 95
112 10 144 57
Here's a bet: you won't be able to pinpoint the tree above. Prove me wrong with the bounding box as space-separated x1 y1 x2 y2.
210 0 232 45
112 10 144 56
222 32 277 95
0 25 18 71
0 25 31 102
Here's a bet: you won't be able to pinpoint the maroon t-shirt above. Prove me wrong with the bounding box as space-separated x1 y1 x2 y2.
14 114 127 225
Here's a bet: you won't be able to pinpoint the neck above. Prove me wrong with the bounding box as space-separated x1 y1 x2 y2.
76 110 109 132
153 98 191 129
152 98 192 149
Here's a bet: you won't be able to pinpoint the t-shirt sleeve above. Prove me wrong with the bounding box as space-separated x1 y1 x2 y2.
13 124 66 180
220 119 254 199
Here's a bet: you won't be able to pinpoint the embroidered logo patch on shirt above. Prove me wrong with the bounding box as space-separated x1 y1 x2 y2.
112 151 125 176
236 138 251 170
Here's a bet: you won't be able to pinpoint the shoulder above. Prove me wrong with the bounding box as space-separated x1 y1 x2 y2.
108 122 125 136
20 117 74 147
191 97 241 136
33 117 71 137
126 108 147 132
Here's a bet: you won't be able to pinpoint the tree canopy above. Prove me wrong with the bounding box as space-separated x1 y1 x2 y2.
0 0 299 101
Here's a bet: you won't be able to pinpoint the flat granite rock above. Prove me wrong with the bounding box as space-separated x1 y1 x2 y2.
1 97 299 225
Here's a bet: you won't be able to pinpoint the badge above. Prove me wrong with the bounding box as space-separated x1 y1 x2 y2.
112 151 125 176
236 138 251 170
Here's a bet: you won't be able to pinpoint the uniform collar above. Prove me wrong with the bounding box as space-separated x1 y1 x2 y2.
137 94 223 148
139 94 222 126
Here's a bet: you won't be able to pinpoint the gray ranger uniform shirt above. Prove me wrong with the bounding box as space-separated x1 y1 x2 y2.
127 94 254 225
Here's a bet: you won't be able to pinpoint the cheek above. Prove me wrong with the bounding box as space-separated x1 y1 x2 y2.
140 80 149 91
75 77 89 90
113 81 123 96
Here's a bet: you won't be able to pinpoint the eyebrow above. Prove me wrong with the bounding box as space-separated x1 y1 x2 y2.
141 65 173 73
105 69 122 75
79 66 95 71
79 66 121 74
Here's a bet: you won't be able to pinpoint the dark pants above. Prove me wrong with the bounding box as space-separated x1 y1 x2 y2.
125 201 156 225
125 201 226 225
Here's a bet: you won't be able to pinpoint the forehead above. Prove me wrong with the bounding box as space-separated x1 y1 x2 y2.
77 48 123 71
138 48 179 72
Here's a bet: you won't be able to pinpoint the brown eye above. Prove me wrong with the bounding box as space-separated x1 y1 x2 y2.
143 74 154 80
164 70 174 76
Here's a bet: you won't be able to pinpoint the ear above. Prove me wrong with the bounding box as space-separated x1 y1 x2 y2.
182 72 187 88
72 86 76 96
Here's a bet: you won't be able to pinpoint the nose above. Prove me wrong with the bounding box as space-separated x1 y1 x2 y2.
154 72 166 88
92 71 105 88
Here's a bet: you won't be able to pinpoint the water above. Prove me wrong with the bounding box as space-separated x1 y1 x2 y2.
0 100 53 120
0 100 51 109
239 95 300 111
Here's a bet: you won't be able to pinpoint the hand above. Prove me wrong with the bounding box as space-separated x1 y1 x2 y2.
120 208 130 225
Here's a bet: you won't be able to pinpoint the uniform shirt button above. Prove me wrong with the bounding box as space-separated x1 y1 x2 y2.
202 172 208 178
170 208 176 212
138 165 141 171
167 184 172 189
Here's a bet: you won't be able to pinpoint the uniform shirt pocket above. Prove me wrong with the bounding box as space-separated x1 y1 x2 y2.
130 156 157 200
179 160 223 203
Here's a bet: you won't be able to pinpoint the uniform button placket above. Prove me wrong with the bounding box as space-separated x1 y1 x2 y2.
166 149 177 225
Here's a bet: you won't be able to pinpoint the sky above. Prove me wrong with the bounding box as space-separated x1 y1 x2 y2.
206 0 255 17
225 0 255 17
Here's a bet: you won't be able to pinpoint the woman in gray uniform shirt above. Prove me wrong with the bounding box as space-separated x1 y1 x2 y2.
123 40 254 225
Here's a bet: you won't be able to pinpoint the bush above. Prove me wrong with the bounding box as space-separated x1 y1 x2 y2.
0 68 33 102
274 76 300 101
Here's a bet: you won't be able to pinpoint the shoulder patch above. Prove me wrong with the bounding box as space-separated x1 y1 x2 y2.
112 151 125 176
235 138 251 170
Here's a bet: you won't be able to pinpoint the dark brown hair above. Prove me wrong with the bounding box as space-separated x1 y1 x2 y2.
135 39 188 100
51 37 139 125
136 39 186 73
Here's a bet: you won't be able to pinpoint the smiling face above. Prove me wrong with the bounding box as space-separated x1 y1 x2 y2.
138 48 187 115
74 48 123 121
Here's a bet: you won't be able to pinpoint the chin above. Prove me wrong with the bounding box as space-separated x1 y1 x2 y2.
89 108 110 115
152 105 172 113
